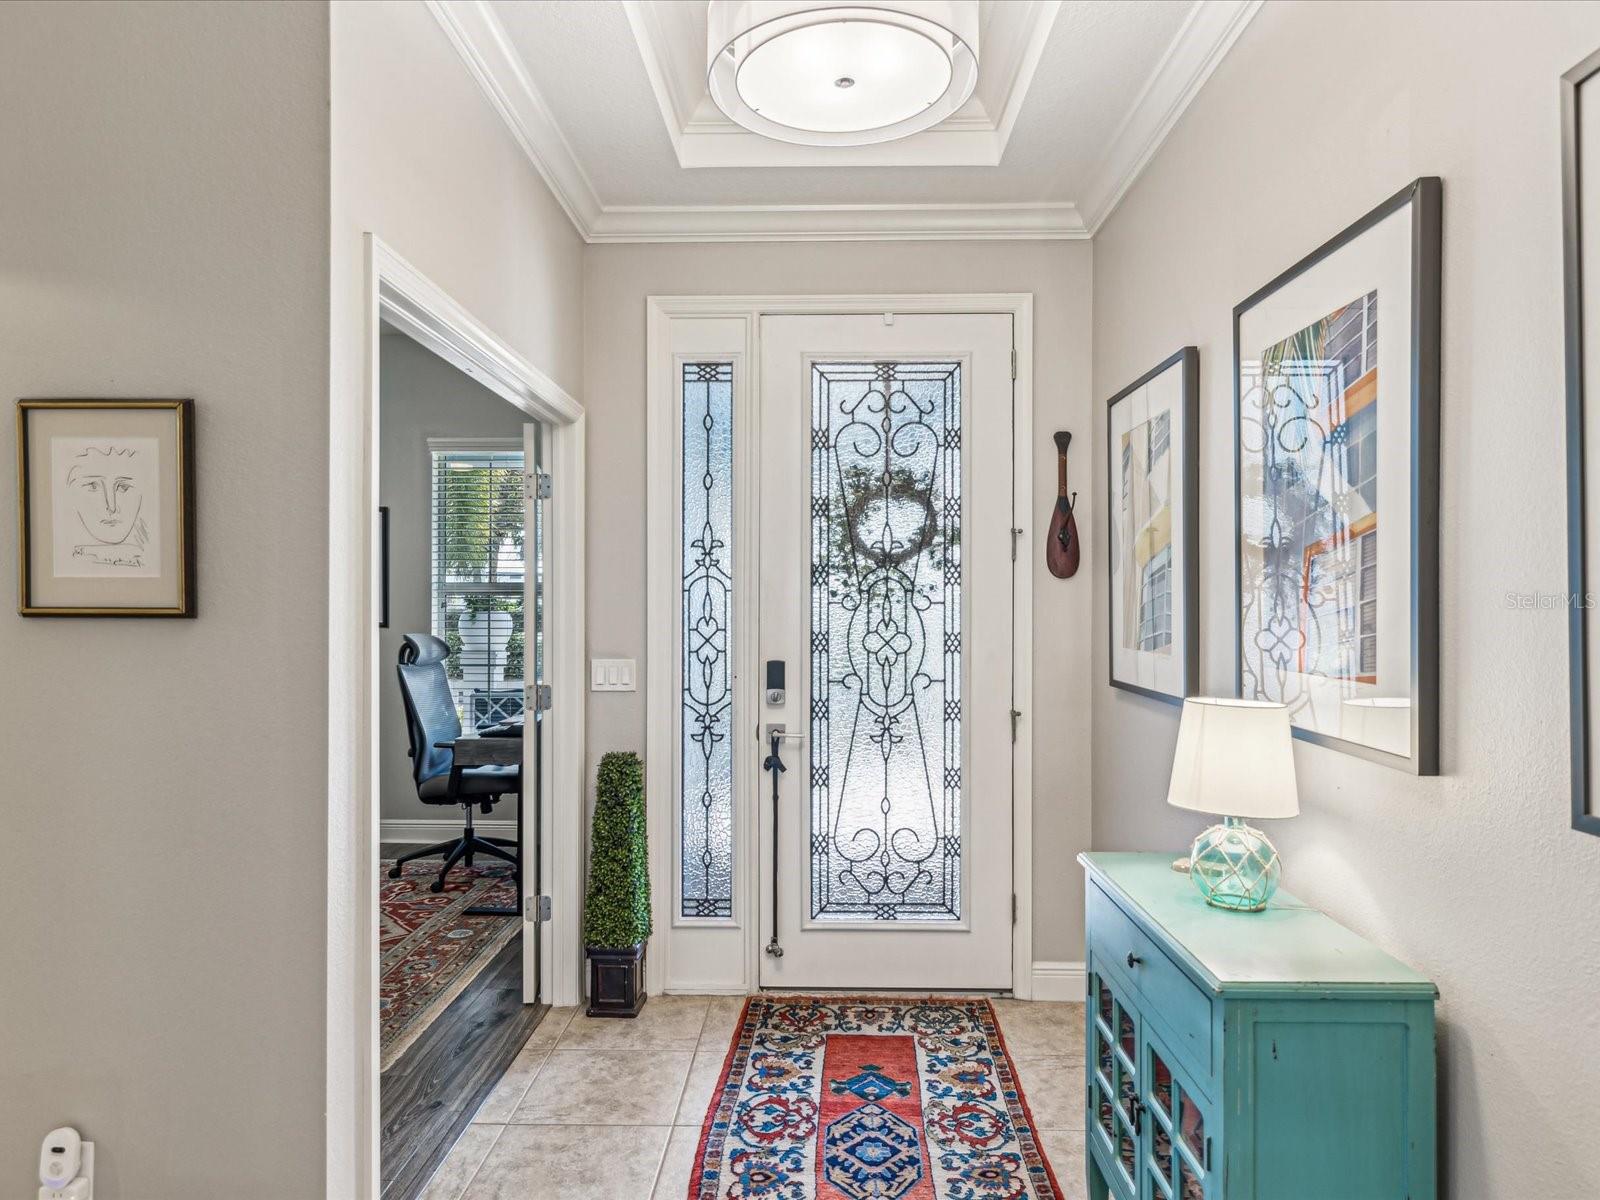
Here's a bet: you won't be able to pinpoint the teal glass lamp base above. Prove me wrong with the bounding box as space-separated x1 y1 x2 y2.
1189 816 1281 912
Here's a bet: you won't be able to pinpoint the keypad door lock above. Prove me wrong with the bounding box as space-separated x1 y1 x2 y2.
765 659 785 705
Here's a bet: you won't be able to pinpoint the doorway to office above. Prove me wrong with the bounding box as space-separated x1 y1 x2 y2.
376 323 549 1199
327 238 588 1200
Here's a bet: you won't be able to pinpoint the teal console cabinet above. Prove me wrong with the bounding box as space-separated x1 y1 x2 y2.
1079 852 1437 1200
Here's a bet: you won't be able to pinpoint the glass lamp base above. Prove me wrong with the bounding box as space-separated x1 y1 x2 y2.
1189 817 1281 912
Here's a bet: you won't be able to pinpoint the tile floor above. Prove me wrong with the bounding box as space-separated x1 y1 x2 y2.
421 995 1089 1200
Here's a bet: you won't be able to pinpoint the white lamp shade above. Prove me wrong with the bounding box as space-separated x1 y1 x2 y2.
1166 698 1299 820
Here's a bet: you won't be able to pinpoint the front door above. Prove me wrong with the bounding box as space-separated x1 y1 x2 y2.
757 313 1015 990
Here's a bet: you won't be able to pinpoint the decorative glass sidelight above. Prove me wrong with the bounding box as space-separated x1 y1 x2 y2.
680 362 735 919
808 361 962 921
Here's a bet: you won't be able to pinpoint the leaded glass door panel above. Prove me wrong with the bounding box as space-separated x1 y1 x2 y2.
757 313 1015 990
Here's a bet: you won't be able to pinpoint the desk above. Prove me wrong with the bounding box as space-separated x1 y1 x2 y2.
437 717 526 918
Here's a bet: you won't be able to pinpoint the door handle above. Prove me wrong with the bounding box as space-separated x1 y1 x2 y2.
763 729 787 959
1126 952 1143 969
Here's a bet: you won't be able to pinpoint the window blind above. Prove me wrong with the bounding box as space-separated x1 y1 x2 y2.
430 446 525 729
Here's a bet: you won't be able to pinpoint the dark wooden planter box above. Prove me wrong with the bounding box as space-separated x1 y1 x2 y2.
585 942 647 1017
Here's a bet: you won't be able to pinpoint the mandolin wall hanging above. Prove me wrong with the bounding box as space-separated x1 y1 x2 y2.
1046 430 1080 579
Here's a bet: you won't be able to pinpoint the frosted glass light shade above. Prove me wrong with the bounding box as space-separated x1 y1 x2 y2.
1166 697 1299 820
708 1 979 146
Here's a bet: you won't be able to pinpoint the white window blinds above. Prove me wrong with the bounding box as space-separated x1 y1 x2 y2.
430 445 525 729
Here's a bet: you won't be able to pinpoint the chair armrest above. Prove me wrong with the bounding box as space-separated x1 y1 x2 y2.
440 736 522 768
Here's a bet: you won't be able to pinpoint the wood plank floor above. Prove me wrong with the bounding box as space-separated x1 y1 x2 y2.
380 843 550 1200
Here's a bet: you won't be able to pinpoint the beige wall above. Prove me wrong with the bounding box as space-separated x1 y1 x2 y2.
582 241 1095 963
378 333 529 823
331 1 584 401
1090 2 1600 1196
0 2 330 1196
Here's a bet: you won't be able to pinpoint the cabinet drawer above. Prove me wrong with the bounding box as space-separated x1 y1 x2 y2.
1088 881 1213 1079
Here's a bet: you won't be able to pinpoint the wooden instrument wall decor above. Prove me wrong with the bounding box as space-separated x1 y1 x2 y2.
1046 430 1080 579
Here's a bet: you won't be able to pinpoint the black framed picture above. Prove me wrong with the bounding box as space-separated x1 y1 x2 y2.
17 398 196 617
1233 178 1441 774
1564 49 1600 836
1106 347 1198 703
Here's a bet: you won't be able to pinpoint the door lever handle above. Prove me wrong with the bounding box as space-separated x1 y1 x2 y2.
763 729 790 959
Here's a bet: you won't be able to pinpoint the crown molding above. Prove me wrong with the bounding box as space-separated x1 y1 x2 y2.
588 202 1087 243
425 0 602 233
1078 0 1262 234
429 0 1253 244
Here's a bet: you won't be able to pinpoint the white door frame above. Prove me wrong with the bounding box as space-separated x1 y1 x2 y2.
644 293 1035 999
326 235 587 1199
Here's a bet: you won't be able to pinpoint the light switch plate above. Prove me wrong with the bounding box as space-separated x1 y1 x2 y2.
590 658 637 692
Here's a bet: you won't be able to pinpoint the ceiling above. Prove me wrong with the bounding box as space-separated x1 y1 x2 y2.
429 0 1261 241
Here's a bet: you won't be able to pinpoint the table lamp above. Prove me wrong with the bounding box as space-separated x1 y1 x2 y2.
1166 697 1299 912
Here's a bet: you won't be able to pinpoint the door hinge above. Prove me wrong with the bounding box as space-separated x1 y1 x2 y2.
1010 526 1023 561
1011 894 1018 925
532 683 553 711
526 895 552 922
526 470 552 501
1010 708 1021 743
1010 348 1018 380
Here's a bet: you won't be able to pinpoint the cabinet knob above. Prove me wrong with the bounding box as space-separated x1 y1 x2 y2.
1126 951 1143 969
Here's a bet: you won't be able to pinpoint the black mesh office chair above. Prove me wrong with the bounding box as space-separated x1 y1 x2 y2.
391 633 519 893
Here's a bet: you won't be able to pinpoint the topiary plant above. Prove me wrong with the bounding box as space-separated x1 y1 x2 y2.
582 751 652 950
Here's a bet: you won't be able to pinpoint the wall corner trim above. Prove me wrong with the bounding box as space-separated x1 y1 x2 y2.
1029 960 1088 1002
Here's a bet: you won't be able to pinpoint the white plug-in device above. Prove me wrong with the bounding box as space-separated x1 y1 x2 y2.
39 1127 93 1200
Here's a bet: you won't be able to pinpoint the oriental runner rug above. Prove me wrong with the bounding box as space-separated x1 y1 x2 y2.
379 856 518 1070
690 996 1064 1200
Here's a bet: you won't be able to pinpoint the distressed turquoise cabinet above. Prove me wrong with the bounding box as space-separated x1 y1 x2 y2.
1079 853 1437 1200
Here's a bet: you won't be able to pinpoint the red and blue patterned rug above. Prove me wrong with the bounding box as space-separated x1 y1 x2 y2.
379 857 518 1070
690 996 1064 1200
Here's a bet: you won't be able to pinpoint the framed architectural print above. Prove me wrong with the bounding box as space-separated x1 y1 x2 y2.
1107 347 1198 703
1564 49 1600 836
17 399 196 617
1234 178 1440 774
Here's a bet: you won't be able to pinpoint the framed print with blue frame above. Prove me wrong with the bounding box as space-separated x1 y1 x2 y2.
1233 178 1440 774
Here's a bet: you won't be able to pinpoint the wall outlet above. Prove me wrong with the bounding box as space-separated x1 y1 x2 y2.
590 658 636 692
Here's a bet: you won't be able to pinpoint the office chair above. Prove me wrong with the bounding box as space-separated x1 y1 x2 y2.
391 633 519 893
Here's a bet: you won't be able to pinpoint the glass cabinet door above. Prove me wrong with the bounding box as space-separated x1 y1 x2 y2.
1088 972 1141 1196
1141 1034 1213 1200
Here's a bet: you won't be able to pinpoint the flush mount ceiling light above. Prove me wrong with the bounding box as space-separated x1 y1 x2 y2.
707 1 979 146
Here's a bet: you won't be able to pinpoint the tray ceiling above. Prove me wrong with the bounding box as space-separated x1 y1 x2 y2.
429 0 1261 241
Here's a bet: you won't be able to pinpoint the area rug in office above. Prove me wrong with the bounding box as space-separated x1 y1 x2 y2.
690 995 1064 1200
379 857 518 1070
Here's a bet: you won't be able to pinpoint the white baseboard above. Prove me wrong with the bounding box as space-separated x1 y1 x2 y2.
1030 961 1087 1002
380 817 517 844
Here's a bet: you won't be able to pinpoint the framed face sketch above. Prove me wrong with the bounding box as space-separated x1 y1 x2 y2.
1564 49 1600 836
1234 178 1440 774
1106 347 1198 703
17 399 195 617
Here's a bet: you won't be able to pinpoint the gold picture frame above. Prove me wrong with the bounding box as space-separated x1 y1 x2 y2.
17 399 196 617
